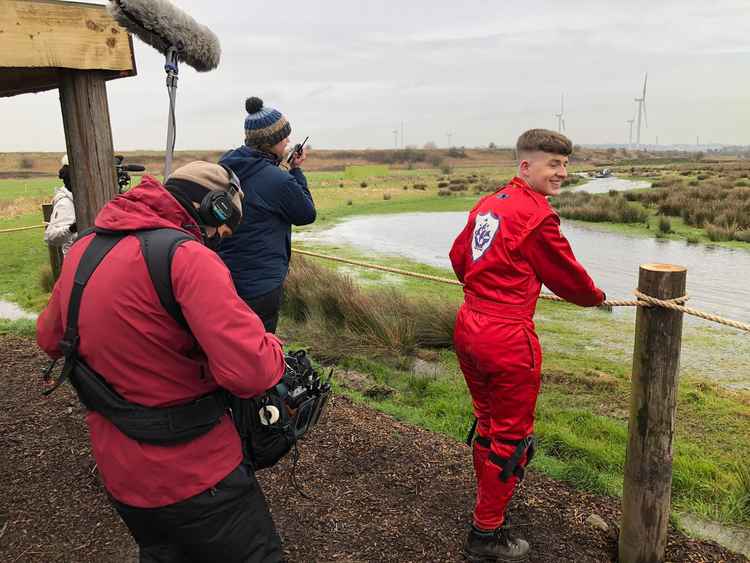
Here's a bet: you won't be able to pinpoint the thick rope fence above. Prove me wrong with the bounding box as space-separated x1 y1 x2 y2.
4 224 748 333
292 248 750 333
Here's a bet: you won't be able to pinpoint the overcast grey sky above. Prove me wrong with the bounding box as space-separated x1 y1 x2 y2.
1 0 748 151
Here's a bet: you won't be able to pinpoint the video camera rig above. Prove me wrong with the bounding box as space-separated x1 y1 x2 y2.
114 155 146 193
228 349 332 470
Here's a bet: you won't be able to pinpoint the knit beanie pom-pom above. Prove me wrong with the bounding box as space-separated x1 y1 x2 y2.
245 97 264 114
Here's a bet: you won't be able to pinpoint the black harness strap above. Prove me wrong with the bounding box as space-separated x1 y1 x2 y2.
467 418 522 450
71 361 226 445
475 434 491 448
135 228 193 330
44 232 125 395
488 435 536 482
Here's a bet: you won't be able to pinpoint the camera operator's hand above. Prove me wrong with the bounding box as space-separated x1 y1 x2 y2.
289 147 307 169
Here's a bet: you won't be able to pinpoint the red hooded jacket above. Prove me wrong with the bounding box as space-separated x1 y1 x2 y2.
450 177 604 322
37 177 286 508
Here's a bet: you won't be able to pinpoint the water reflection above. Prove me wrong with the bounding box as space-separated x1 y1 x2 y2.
304 212 750 323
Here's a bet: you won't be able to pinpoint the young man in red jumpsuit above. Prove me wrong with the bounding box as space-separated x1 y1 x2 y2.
450 129 606 562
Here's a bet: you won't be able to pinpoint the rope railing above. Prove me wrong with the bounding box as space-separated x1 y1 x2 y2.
633 289 750 332
292 247 750 333
2 229 747 332
0 223 45 234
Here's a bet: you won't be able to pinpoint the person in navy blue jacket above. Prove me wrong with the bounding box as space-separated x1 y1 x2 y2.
218 97 316 333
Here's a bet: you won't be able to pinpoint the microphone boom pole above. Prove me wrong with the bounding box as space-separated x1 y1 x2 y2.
164 46 179 178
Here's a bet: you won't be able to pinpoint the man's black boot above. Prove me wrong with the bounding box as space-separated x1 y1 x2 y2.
463 522 530 562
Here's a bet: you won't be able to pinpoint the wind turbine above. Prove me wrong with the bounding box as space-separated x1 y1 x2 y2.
634 73 648 146
555 94 565 133
446 130 453 147
392 129 399 149
626 117 635 147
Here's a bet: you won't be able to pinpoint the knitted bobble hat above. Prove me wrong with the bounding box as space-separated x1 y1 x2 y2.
243 97 291 148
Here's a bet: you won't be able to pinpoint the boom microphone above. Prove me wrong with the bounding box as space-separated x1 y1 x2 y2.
107 0 221 72
120 164 146 172
108 0 222 177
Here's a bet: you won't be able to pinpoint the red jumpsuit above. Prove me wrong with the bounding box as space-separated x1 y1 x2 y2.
449 177 604 530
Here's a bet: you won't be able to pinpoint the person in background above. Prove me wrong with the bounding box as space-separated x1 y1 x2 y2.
44 154 77 255
450 129 606 562
218 96 316 333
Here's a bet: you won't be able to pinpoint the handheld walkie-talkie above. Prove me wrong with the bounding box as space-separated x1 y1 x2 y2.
286 136 309 164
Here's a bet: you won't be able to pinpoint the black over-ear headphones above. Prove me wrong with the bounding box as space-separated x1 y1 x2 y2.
197 164 243 231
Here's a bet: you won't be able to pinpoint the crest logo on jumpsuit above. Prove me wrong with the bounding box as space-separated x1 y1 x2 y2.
472 212 500 261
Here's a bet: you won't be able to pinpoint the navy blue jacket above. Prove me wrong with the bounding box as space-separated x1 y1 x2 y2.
218 146 316 299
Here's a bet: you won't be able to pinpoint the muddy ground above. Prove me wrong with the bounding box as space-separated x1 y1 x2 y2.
0 334 745 563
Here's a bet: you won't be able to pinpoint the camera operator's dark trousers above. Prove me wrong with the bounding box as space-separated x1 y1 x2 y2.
111 464 282 563
243 286 283 334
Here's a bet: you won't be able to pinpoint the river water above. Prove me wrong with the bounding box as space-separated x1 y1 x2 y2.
303 212 750 324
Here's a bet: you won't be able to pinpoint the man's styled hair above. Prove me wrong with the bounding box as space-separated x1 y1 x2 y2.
516 129 573 158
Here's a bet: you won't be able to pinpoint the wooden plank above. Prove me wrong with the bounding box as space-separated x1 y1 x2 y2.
0 0 136 76
619 263 687 563
0 65 132 98
59 69 118 231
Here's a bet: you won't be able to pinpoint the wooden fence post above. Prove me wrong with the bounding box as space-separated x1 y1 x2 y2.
58 69 119 232
41 203 63 281
619 263 687 563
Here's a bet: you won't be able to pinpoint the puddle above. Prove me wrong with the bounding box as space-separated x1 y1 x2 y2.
0 299 37 321
678 513 750 558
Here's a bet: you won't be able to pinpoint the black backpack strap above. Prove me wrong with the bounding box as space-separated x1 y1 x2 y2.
135 228 194 330
45 232 126 395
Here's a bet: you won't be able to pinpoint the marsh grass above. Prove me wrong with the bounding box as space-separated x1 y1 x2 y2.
551 191 648 223
283 256 456 361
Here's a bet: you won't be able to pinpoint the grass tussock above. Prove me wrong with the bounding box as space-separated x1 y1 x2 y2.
38 265 55 293
283 256 456 361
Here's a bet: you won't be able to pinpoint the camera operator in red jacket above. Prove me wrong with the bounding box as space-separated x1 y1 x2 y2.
37 162 286 563
450 130 605 562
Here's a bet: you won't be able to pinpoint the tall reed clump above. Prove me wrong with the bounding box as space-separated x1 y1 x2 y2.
658 216 672 234
283 256 457 361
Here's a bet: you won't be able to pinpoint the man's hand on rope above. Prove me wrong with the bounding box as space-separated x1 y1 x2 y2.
596 292 613 312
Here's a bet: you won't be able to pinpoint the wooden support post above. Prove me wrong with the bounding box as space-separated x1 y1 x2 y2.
58 70 118 232
41 204 63 281
619 263 687 563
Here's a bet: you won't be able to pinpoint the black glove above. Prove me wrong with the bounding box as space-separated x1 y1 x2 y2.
69 222 77 234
